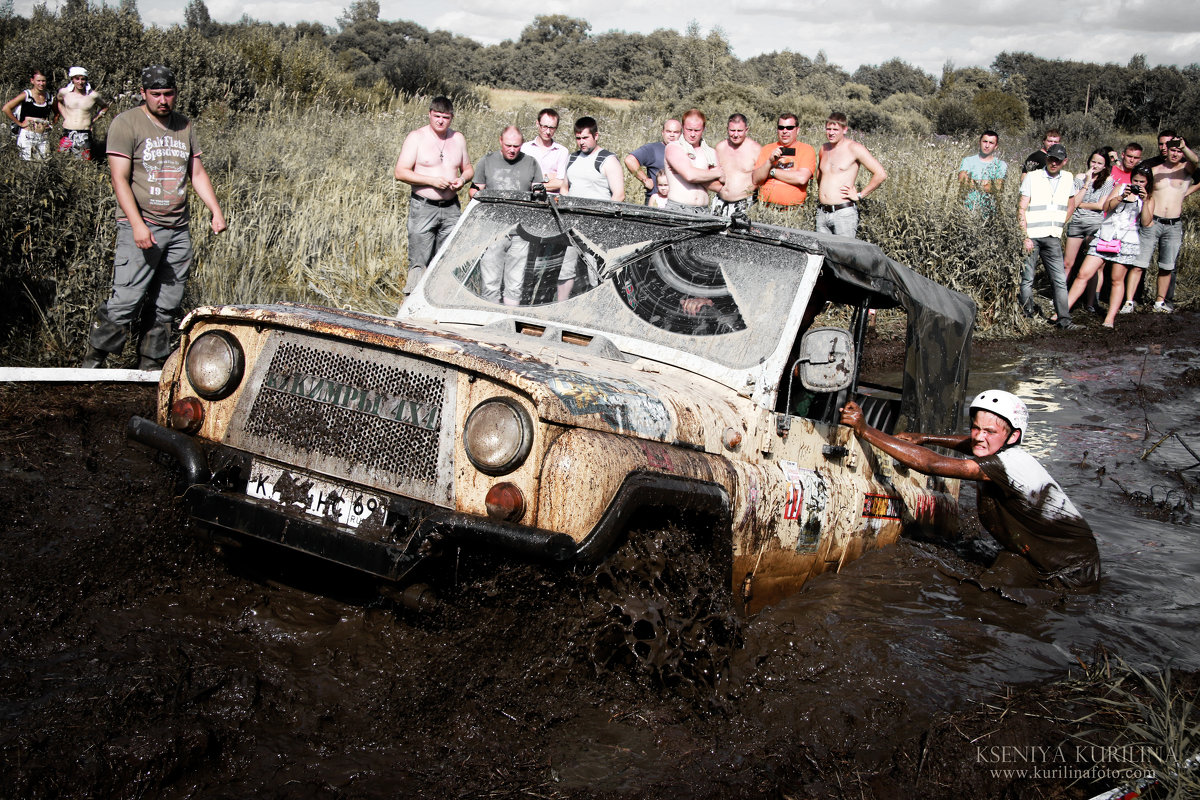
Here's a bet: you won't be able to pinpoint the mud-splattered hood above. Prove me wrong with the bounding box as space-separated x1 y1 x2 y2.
182 303 747 450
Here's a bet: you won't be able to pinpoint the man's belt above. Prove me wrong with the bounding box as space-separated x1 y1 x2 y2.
1153 215 1181 225
817 201 856 213
411 194 459 208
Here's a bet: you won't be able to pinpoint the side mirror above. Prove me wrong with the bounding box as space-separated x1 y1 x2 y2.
796 326 855 392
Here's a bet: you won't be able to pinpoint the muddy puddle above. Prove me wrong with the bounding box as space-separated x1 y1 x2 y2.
2 317 1199 799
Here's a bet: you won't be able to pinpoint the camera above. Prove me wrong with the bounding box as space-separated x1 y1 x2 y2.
779 147 796 156
1169 138 1183 149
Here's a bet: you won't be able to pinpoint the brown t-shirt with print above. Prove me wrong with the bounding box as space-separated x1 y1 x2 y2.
106 106 200 228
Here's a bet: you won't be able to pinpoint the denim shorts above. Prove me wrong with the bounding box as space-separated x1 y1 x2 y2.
1132 218 1183 271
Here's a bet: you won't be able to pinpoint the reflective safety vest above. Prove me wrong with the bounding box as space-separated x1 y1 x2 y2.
1024 169 1074 239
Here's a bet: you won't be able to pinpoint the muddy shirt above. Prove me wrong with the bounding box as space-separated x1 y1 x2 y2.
473 150 541 193
975 448 1100 586
106 106 200 228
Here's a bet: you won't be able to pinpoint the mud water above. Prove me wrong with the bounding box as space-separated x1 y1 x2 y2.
2 313 1198 799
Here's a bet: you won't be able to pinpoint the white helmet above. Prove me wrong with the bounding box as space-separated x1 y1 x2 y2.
970 390 1028 437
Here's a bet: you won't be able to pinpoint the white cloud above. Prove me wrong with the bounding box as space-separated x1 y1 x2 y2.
11 0 1200 74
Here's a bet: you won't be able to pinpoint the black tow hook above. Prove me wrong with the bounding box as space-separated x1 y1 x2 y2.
126 416 210 491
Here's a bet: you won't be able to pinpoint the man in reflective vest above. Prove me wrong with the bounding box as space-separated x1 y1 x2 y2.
1018 143 1077 329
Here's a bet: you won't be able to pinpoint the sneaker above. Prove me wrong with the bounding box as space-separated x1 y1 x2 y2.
1153 300 1173 314
1119 301 1136 314
1059 320 1083 331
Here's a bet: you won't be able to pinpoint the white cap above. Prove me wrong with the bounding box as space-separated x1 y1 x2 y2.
68 66 88 78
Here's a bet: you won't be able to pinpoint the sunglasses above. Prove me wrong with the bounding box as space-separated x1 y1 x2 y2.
777 124 797 130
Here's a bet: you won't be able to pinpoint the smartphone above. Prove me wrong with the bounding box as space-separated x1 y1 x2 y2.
779 147 796 156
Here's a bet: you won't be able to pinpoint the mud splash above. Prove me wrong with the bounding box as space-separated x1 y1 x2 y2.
2 313 1199 798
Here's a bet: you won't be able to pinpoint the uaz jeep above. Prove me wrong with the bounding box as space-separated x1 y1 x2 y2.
129 192 975 612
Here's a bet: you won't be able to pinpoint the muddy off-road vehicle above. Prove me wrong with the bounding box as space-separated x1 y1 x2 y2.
129 192 975 612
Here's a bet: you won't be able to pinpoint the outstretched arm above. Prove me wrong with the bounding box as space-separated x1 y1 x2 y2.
840 401 986 481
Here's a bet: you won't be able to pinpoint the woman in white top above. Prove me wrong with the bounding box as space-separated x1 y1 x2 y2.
1066 167 1154 328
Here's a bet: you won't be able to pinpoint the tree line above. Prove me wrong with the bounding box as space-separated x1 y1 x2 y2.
2 0 1197 138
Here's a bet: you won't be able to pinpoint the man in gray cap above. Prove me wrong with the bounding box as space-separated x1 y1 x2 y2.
1018 142 1076 329
82 65 226 369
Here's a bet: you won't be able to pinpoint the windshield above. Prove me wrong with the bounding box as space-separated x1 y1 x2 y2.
423 200 815 371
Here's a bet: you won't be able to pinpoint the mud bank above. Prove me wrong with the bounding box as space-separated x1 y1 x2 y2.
2 312 1198 799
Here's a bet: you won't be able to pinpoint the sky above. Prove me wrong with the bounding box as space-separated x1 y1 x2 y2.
13 0 1200 76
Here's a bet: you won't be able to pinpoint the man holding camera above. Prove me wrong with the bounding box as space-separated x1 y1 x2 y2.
752 112 816 208
1138 135 1198 311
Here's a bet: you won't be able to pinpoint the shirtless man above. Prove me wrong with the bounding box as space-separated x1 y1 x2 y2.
710 113 761 217
56 66 107 159
815 111 887 238
394 96 472 294
752 112 817 208
1137 136 1198 311
663 108 723 214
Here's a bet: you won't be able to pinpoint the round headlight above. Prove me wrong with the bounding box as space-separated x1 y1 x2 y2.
463 397 533 476
185 330 245 400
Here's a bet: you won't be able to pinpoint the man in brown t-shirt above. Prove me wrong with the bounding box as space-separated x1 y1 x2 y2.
83 65 226 370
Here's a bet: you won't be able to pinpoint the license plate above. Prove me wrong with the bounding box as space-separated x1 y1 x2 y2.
246 462 385 529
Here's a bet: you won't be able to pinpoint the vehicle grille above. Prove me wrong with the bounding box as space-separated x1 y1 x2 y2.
224 332 457 505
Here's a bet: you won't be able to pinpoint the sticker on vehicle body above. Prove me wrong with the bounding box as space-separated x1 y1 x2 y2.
777 460 827 552
862 493 902 520
542 374 671 438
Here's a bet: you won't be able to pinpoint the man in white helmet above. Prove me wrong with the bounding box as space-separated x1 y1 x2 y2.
840 390 1099 591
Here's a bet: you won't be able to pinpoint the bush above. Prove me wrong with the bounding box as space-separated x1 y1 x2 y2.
141 26 258 116
0 151 114 364
881 92 933 119
973 90 1029 134
845 100 890 133
1043 97 1117 149
0 4 143 90
936 99 981 136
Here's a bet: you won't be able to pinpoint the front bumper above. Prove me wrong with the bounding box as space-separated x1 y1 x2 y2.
127 416 577 581
128 416 732 582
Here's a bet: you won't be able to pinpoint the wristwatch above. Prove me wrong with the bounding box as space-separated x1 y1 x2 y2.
769 168 777 179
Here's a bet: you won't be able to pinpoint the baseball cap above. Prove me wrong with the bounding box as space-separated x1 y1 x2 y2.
1046 144 1068 160
141 65 176 89
68 66 88 78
